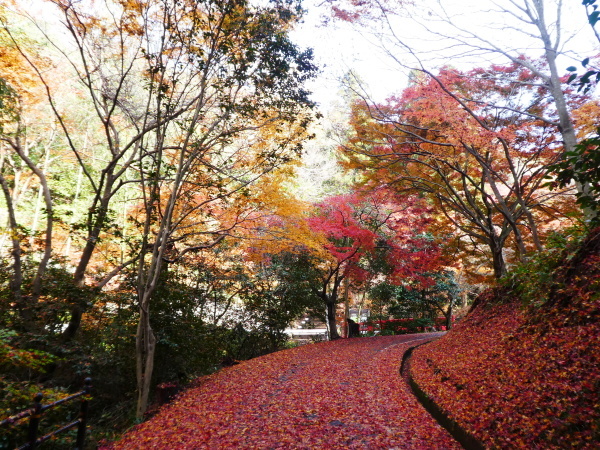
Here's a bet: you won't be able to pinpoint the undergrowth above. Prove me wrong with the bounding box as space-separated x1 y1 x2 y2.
500 226 587 306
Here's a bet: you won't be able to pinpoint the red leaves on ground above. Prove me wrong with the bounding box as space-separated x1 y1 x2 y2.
410 295 600 449
102 335 460 449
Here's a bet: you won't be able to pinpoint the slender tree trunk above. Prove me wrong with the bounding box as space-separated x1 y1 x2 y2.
326 298 340 340
30 169 53 299
9 137 53 302
531 0 594 220
490 239 507 279
444 304 453 330
136 302 156 419
342 276 350 338
63 179 115 341
30 140 51 243
323 270 344 340
64 162 84 257
0 173 26 319
522 206 543 251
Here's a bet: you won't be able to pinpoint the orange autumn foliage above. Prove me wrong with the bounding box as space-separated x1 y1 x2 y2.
340 63 583 279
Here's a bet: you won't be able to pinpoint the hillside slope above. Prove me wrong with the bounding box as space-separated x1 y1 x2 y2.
410 229 600 448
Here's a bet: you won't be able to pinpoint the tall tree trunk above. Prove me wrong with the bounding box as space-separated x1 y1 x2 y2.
9 137 54 303
324 271 344 340
530 0 594 220
326 298 340 340
136 302 156 419
490 239 507 279
444 304 453 330
342 276 350 338
64 163 84 257
63 179 116 341
0 173 26 322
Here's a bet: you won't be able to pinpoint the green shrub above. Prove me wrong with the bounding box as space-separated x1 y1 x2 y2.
501 227 587 306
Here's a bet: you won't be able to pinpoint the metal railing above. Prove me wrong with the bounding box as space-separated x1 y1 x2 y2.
0 378 91 449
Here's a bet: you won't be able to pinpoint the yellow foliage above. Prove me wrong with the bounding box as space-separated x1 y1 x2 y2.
572 100 600 139
241 169 331 263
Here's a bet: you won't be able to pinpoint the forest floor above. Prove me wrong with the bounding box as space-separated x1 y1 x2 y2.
101 333 461 449
410 229 600 449
410 294 599 449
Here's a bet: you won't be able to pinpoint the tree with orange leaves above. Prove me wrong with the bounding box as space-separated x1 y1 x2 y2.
1 0 317 417
340 62 585 278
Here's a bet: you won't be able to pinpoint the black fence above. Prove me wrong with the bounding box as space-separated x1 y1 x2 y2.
0 378 91 449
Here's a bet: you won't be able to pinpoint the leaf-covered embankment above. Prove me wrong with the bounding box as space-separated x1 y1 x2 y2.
410 229 600 448
102 334 460 449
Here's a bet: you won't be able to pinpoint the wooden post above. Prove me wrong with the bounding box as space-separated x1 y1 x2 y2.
26 393 43 449
75 377 92 450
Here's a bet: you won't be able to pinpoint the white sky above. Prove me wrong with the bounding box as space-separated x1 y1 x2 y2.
291 0 599 110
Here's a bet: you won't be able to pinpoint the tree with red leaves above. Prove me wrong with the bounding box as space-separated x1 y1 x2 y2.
307 190 445 339
326 0 597 224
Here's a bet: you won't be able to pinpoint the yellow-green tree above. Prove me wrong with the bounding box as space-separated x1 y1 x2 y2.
2 0 317 417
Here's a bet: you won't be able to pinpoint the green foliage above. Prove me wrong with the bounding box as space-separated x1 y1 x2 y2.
500 226 587 306
0 248 331 444
0 330 75 450
565 0 600 94
0 329 56 373
365 317 435 336
378 328 395 336
554 0 600 224
150 269 236 381
551 132 600 226
0 258 96 335
0 382 73 450
549 131 600 224
226 251 325 357
222 324 282 361
370 270 459 322
565 60 599 94
246 252 324 325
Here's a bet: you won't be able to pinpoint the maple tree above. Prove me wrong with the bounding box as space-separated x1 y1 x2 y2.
241 186 446 340
429 0 582 159
303 190 445 339
328 0 599 224
339 62 584 278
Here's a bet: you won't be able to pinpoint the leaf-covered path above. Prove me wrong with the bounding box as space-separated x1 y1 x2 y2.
103 334 460 449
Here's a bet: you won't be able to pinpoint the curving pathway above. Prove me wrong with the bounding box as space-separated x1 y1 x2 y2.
103 334 460 449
